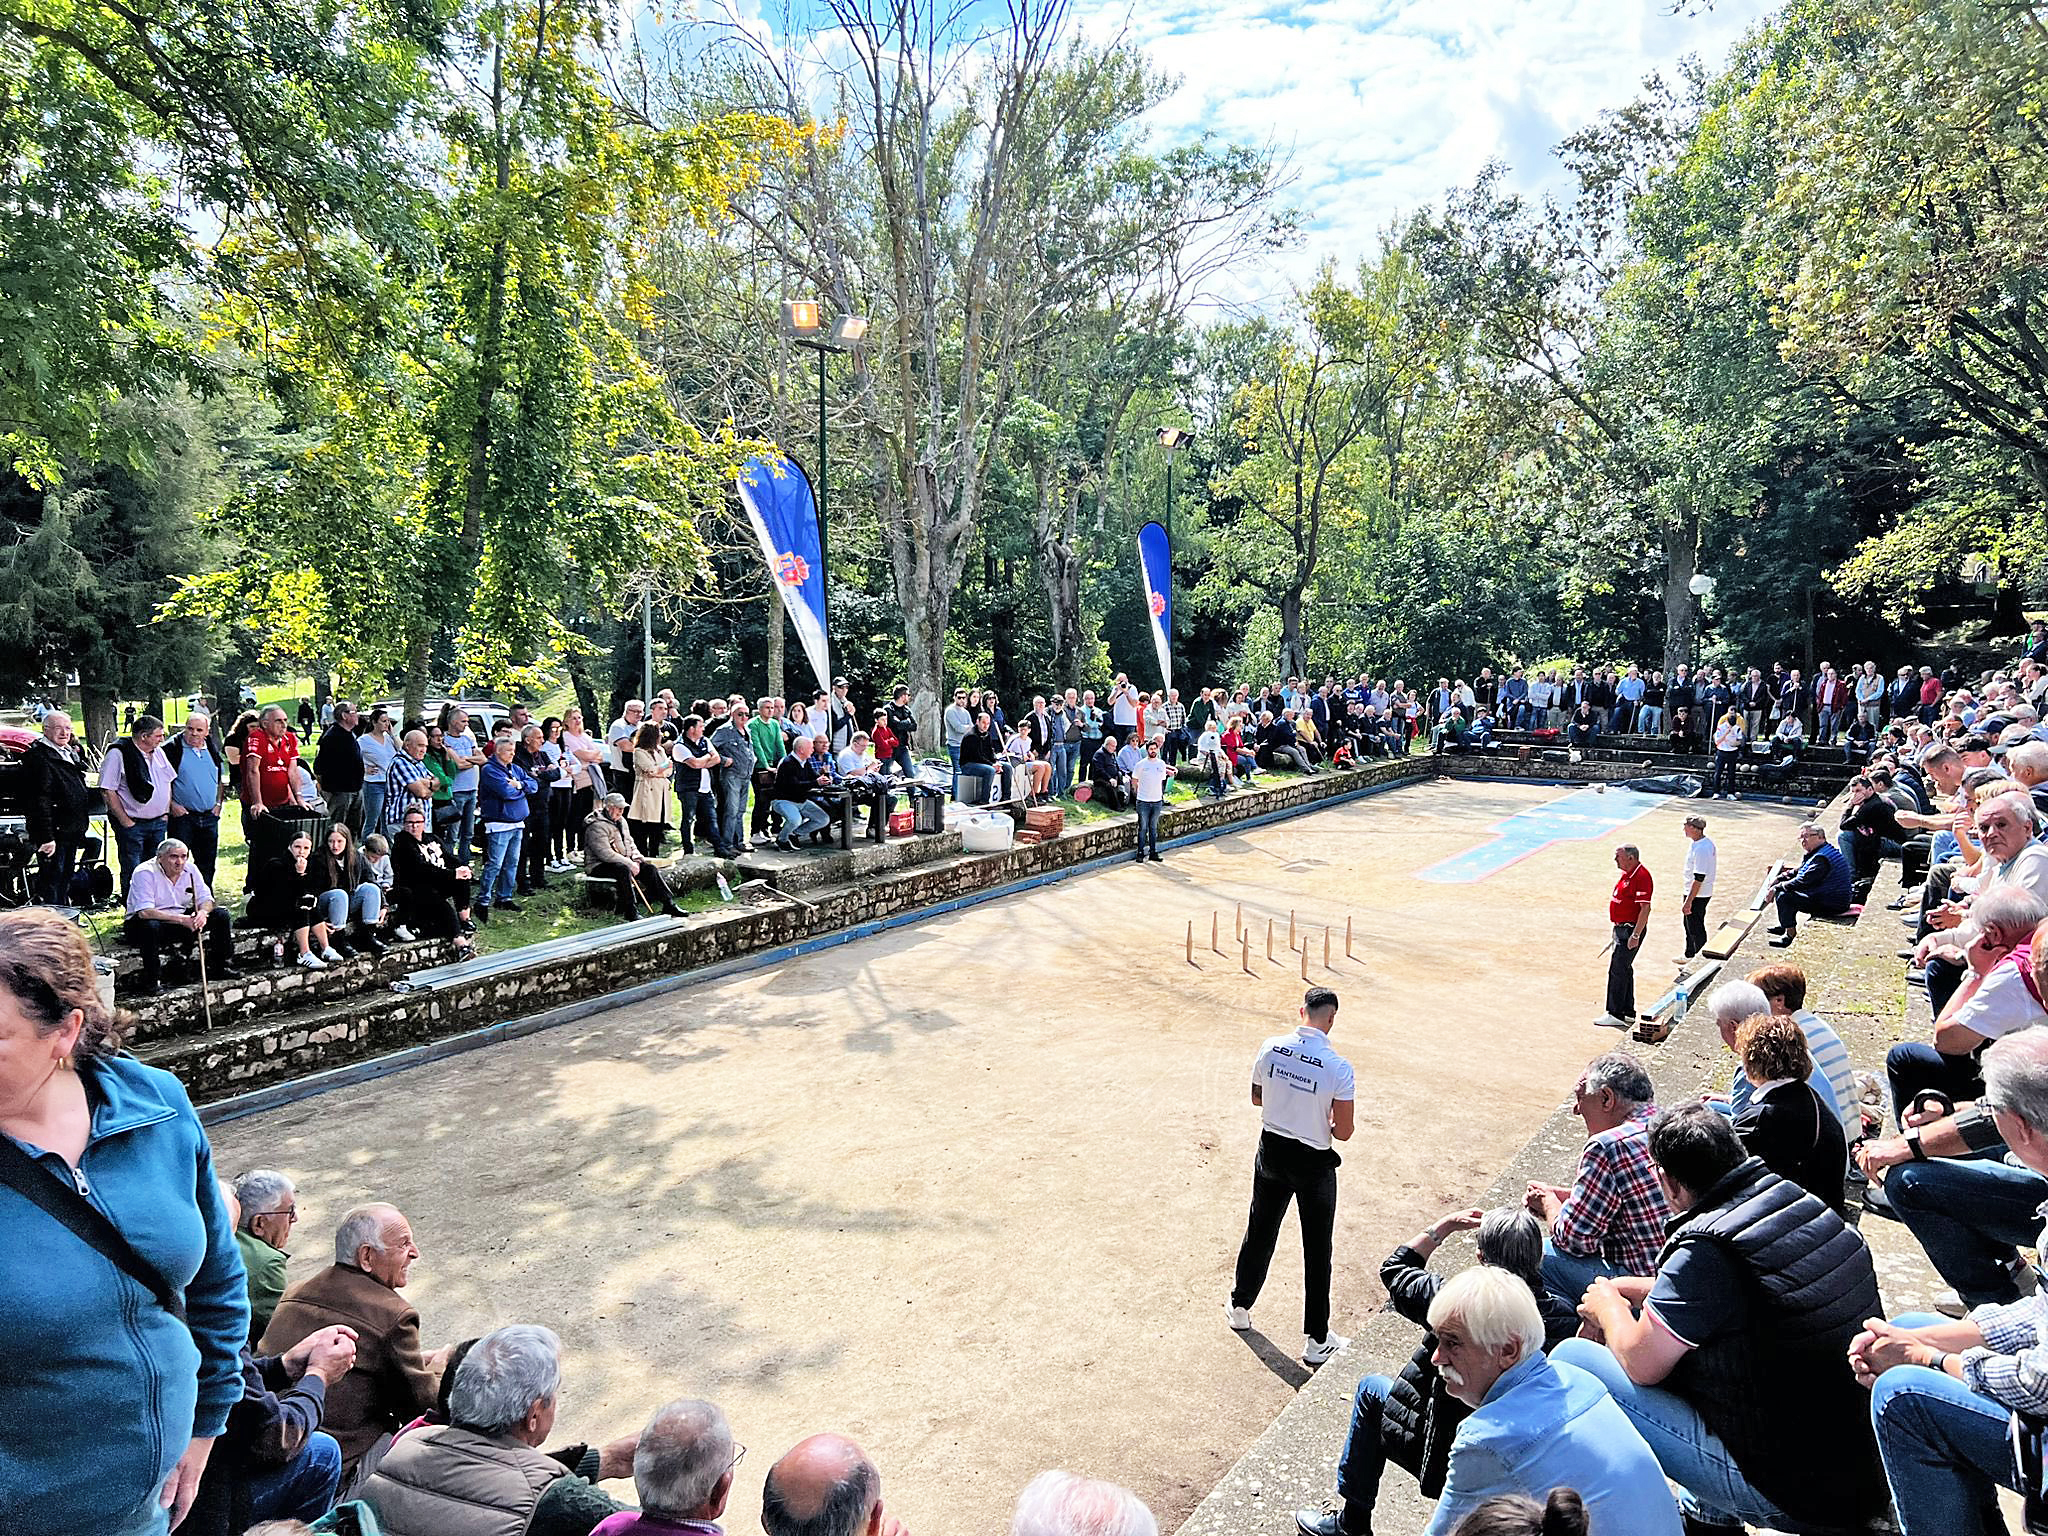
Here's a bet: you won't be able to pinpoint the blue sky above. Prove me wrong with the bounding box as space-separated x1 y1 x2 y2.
1073 0 1779 298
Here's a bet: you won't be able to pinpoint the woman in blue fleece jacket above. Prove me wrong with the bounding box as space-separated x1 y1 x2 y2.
0 908 249 1536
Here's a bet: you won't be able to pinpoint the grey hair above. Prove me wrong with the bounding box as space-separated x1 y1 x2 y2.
634 1399 734 1518
1583 1050 1653 1106
261 704 287 720
185 710 212 726
1982 1028 2048 1135
233 1168 295 1228
603 791 627 809
1426 1266 1545 1360
763 1452 878 1536
1798 821 1826 838
154 837 190 860
451 1324 562 1435
1988 789 2042 831
1616 843 1639 859
333 1204 395 1265
1973 886 2048 946
1011 1471 1158 1536
1706 979 1771 1030
1474 1206 1546 1291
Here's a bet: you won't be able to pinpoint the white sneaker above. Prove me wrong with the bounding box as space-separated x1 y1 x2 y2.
1934 1289 1968 1320
1225 1304 1252 1331
1303 1332 1349 1365
296 952 328 971
393 925 416 942
1592 1013 1632 1030
318 946 343 963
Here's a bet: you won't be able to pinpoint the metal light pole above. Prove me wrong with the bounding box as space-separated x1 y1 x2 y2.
641 579 654 703
781 301 869 680
1157 425 1190 550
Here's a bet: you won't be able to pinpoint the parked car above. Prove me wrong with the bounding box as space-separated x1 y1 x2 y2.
363 698 514 738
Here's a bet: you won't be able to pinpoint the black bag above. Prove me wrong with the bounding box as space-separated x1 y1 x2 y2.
2015 1413 2048 1533
0 1133 186 1320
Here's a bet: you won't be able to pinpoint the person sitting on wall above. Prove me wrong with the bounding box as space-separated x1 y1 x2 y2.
1089 734 1132 811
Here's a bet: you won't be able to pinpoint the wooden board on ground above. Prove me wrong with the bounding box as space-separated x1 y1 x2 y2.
1701 922 1752 960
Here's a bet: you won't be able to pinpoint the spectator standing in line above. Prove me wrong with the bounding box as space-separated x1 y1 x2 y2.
22 709 93 905
0 908 251 1536
1612 666 1644 733
356 707 400 844
314 702 365 836
884 685 918 775
233 1169 301 1343
101 712 176 898
382 730 438 841
672 716 722 857
710 704 757 857
606 699 647 798
1131 740 1172 863
1229 988 1356 1367
514 724 560 894
1525 1051 1668 1303
559 708 605 858
438 706 487 868
475 730 538 924
1856 660 1887 728
747 699 788 841
627 721 674 858
124 837 238 993
1738 667 1771 738
1814 663 1850 745
1676 815 1715 964
943 688 974 778
1597 844 1652 1030
1108 673 1140 745
166 709 227 886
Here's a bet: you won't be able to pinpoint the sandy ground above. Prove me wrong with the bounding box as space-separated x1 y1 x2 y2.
209 779 1808 1534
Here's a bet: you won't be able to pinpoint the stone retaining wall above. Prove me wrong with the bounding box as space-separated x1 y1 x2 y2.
166 757 1429 1105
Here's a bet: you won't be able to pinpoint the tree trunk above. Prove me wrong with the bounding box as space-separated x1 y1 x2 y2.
79 680 117 758
403 629 433 727
904 599 949 755
1278 588 1307 679
1662 527 1699 682
765 587 785 700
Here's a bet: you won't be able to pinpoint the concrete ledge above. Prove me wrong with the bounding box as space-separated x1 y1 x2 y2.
736 830 964 893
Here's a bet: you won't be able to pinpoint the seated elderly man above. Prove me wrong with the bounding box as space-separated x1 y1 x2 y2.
762 1434 905 1536
360 1324 634 1535
1523 1051 1670 1305
1911 787 2048 1014
1295 1206 1576 1536
123 836 239 993
260 1203 446 1483
1859 1028 2048 1533
1700 969 1859 1140
1418 1266 1678 1535
1553 1103 1888 1532
1763 820 1856 945
1889 888 2048 1122
584 793 685 918
1011 1470 1156 1536
588 1399 737 1535
1088 735 1131 811
232 1168 301 1342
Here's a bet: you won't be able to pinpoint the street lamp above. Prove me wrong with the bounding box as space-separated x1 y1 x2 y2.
1156 425 1190 549
780 300 868 674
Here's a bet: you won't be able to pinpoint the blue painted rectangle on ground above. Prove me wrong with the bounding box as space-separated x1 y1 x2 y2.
1416 786 1671 883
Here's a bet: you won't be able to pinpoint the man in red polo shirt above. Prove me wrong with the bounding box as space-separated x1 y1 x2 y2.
1598 842 1653 1030
242 704 306 817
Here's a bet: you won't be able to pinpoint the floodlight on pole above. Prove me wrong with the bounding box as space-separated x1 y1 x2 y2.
1156 425 1190 549
776 299 869 677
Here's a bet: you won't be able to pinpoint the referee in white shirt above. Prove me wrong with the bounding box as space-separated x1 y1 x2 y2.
1679 814 1717 963
1228 987 1355 1364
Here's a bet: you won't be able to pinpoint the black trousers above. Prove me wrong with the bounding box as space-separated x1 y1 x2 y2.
1231 1130 1340 1342
1606 923 1639 1019
519 801 550 890
1682 898 1711 959
589 861 674 916
125 911 233 983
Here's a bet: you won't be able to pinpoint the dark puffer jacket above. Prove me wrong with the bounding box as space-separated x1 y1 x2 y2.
1375 1243 1580 1498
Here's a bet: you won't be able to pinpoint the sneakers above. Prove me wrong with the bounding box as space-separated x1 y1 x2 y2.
1225 1303 1252 1332
317 945 343 963
394 925 417 942
296 951 328 971
1592 1013 1632 1030
498 898 524 914
1934 1288 1968 1320
1768 931 1796 948
1294 1510 1358 1536
1303 1332 1349 1366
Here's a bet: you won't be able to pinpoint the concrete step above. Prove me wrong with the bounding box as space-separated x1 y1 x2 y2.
133 991 420 1096
120 937 457 1042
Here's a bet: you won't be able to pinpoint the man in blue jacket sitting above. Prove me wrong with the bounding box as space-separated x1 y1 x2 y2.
1419 1266 1678 1535
1765 822 1856 946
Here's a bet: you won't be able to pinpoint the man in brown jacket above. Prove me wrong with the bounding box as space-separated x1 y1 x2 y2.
260 1202 446 1484
584 793 682 917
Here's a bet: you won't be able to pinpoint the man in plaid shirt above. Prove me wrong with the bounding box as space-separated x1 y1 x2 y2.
1863 1027 2048 1527
1525 1051 1670 1305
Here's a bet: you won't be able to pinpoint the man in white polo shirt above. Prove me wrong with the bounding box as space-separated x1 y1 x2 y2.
1229 987 1356 1365
1679 814 1717 964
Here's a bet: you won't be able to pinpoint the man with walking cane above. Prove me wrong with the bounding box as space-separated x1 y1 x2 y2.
582 793 684 918
1227 987 1356 1367
122 837 238 995
1596 844 1653 1030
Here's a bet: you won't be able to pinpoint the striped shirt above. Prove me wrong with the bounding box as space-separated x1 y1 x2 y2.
1726 1010 1859 1140
1966 1222 2048 1415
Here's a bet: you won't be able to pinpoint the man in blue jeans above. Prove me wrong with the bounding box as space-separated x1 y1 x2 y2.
1858 1028 2048 1534
101 713 175 899
475 731 538 923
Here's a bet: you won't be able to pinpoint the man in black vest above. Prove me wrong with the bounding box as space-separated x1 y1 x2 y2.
1552 1102 1887 1533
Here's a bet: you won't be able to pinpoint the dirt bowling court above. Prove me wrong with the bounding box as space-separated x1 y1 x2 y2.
209 778 1809 1532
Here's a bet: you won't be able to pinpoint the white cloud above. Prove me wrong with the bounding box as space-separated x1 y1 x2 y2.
1074 0 1778 301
